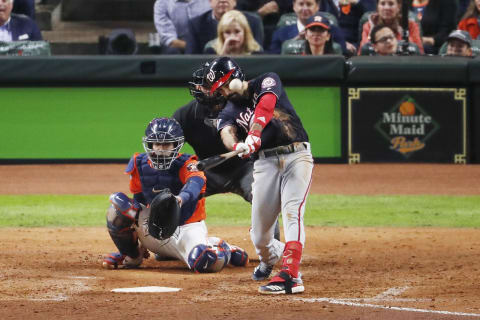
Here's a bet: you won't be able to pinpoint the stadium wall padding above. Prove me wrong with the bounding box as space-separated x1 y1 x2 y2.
1 55 480 163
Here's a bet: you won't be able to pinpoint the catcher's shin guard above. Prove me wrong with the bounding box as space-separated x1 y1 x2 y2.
187 243 230 273
106 192 140 258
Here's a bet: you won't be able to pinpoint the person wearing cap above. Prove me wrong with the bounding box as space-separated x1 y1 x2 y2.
446 29 473 57
268 0 348 54
304 13 335 55
370 24 398 55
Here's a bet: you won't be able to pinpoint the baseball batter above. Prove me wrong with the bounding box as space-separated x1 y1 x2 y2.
200 57 314 294
102 117 248 272
173 65 281 240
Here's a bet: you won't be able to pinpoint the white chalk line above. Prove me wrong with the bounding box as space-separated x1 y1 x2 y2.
296 297 480 317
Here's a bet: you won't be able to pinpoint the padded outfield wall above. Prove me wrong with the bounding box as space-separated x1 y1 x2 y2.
0 56 345 163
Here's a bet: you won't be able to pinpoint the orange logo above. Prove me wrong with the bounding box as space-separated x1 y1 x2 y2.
390 136 425 154
399 100 415 116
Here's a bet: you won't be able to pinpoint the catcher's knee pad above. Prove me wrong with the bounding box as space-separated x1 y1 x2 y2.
187 243 230 273
106 192 140 258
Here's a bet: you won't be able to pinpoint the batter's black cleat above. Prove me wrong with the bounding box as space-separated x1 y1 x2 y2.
258 271 304 295
252 262 274 281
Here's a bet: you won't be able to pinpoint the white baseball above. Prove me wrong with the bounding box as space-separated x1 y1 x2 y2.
229 78 243 92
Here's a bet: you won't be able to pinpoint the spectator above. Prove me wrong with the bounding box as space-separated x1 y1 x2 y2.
235 0 293 49
445 29 473 57
411 0 457 54
0 0 42 41
204 10 262 54
12 0 34 20
153 0 210 54
359 0 423 54
303 13 335 54
269 0 347 54
370 24 398 55
185 0 264 54
458 0 480 40
336 0 376 52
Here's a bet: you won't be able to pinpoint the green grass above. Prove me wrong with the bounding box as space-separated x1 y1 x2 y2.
0 194 479 228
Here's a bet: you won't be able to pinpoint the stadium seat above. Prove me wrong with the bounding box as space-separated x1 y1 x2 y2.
359 41 421 56
0 40 51 56
281 39 342 55
276 11 339 29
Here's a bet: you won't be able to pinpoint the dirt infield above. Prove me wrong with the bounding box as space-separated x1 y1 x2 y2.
1 164 480 320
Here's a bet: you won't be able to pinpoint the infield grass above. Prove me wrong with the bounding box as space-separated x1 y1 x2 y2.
0 194 479 228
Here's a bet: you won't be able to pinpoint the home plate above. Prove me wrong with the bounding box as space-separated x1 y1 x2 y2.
111 286 181 293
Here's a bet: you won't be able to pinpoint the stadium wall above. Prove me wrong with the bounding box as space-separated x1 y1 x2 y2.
0 55 478 163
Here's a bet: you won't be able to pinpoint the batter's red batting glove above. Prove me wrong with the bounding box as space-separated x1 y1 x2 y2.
233 142 250 158
245 130 261 153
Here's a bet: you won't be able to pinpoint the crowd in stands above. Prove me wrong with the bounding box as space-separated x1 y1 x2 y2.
153 0 477 57
0 0 478 58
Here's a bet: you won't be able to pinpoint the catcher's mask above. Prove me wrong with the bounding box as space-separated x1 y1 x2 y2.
143 118 184 170
202 56 245 95
188 63 226 112
148 189 181 240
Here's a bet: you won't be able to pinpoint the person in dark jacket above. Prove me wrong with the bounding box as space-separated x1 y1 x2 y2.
0 0 42 41
411 0 457 54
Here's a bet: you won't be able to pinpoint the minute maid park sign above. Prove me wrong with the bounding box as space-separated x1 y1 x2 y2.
375 95 439 157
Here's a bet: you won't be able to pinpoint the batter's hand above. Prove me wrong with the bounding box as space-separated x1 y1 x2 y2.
233 142 250 158
245 130 261 153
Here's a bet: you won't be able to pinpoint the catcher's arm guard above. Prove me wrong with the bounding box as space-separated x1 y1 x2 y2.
147 189 181 240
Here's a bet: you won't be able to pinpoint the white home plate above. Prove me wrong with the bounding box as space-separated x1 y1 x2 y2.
112 286 181 293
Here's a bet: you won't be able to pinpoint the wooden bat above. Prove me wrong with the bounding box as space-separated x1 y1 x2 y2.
196 149 243 171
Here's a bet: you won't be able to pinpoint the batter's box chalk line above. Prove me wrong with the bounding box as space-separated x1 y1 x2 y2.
111 286 181 293
295 297 480 318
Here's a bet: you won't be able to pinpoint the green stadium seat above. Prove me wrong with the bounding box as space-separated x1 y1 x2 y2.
0 41 51 56
276 12 339 29
359 41 421 56
281 39 342 55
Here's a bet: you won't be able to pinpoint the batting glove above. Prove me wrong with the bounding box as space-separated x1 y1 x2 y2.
245 130 261 153
233 142 250 158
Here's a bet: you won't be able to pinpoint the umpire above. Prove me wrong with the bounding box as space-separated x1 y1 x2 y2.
173 65 254 202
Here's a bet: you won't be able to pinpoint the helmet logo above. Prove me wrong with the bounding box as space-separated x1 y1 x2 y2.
207 70 215 83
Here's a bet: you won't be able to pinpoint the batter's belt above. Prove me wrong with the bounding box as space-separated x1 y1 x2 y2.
257 142 310 159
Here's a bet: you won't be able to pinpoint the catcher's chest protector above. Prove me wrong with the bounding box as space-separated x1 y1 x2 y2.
136 154 188 203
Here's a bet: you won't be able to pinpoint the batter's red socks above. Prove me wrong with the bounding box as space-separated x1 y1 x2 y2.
271 241 303 281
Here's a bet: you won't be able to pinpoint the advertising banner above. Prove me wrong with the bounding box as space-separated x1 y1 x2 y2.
348 88 468 163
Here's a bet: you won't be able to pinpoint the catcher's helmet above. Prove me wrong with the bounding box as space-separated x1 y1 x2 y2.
203 56 244 94
143 118 184 170
188 62 226 108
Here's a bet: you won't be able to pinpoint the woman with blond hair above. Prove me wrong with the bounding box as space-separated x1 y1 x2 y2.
458 0 480 40
204 10 263 55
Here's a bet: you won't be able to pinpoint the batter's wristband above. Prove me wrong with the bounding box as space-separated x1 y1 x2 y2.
248 130 261 137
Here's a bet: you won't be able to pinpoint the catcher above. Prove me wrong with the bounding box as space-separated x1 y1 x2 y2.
102 117 249 272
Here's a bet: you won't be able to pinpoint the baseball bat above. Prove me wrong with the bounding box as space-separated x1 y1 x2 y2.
196 149 243 171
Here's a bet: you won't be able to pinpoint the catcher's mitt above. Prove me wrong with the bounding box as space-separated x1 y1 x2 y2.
148 189 181 240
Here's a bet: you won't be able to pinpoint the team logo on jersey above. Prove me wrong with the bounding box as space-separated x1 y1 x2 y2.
261 77 276 89
187 162 199 172
207 70 215 83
